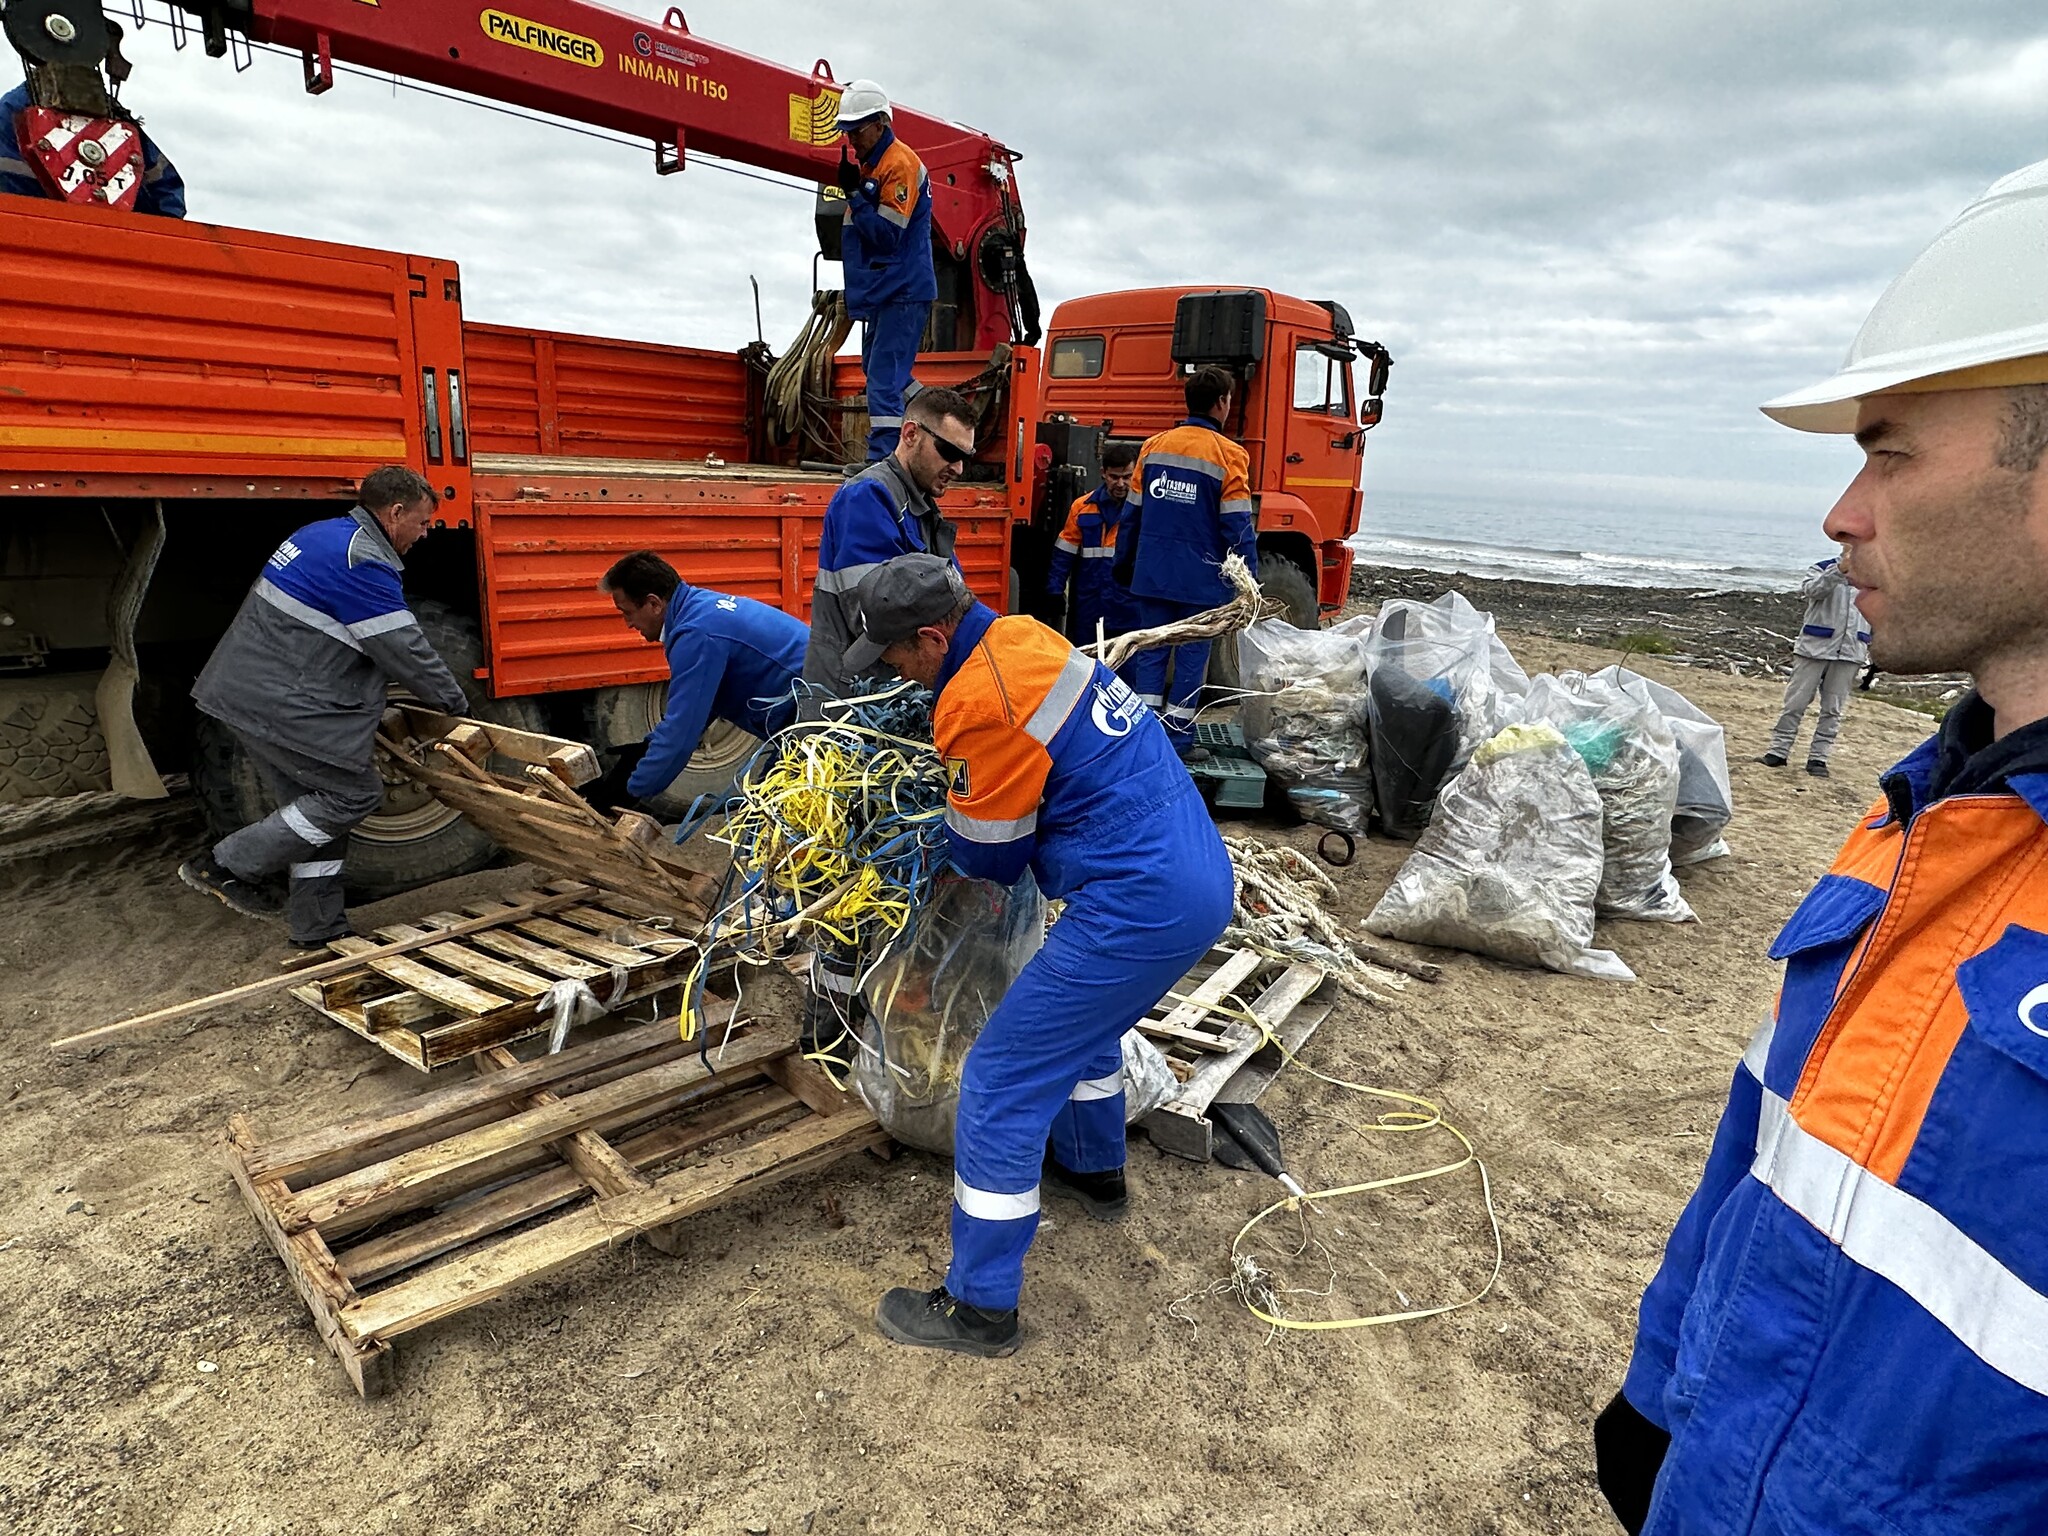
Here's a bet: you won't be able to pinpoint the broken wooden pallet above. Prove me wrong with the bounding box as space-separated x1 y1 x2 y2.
226 1011 886 1398
1137 947 1335 1163
288 880 701 1070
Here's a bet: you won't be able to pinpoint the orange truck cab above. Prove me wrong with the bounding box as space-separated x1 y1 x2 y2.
1023 287 1391 629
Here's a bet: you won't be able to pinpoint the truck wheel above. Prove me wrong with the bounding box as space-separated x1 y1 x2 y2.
0 675 113 802
1207 556 1321 695
191 601 547 900
589 682 760 820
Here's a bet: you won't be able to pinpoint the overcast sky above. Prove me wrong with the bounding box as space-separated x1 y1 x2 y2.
95 0 2048 535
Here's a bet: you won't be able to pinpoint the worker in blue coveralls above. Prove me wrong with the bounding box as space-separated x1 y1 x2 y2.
1113 365 1258 758
797 385 972 1059
831 77 934 461
1044 440 1138 646
592 551 806 810
847 553 1234 1356
1 21 185 216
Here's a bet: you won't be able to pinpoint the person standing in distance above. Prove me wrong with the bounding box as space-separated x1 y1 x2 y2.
1596 160 2048 1536
847 553 1234 1356
1113 365 1257 757
1758 551 1871 778
832 78 935 462
1044 441 1138 646
182 466 469 947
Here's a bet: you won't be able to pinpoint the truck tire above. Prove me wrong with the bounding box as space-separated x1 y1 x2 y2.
1207 555 1321 694
589 682 760 820
0 675 113 802
191 601 548 900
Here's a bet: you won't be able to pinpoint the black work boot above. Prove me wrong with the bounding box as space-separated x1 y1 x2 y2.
876 1286 1020 1357
1043 1153 1129 1222
1756 752 1788 768
1806 759 1831 778
800 986 857 1065
179 853 283 920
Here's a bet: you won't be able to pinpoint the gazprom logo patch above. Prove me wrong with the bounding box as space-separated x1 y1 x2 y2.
1090 676 1144 738
1149 478 1198 504
480 9 603 67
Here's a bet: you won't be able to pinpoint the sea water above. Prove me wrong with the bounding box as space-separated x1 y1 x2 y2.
1350 488 1836 592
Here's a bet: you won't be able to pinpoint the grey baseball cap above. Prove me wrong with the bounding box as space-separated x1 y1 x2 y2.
843 554 971 672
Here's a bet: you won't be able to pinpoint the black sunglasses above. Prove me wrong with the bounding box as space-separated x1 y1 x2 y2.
922 430 972 465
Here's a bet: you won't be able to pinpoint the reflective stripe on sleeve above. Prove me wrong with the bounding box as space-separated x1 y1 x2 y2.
0 156 35 178
1742 1015 1777 1082
945 804 1038 844
346 609 418 641
954 1174 1040 1221
868 415 904 429
814 560 885 595
289 859 346 879
1220 497 1255 516
280 801 333 847
1753 1088 2048 1396
876 202 911 229
1022 650 1095 744
1070 1072 1123 1102
255 578 363 653
1054 538 1081 554
1146 451 1226 483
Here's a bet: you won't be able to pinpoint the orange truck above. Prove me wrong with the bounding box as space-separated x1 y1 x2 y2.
0 4 1388 896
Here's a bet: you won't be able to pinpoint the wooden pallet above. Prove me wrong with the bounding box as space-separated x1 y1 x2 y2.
379 704 719 919
288 880 702 1070
226 1011 885 1397
1137 947 1335 1162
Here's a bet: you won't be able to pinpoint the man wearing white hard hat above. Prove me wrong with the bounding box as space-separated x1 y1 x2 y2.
1597 161 2048 1535
832 78 935 461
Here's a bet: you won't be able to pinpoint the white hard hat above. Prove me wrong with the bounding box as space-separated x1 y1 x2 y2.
833 79 892 130
1763 158 2048 433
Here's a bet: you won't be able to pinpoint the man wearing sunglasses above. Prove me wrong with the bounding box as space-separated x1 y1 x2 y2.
797 383 975 1061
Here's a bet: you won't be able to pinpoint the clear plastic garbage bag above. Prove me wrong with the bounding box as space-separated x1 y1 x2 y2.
1519 672 1695 922
1365 723 1634 980
1238 615 1375 833
1592 665 1734 865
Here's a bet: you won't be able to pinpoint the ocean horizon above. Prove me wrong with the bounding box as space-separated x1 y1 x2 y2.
1350 487 1838 592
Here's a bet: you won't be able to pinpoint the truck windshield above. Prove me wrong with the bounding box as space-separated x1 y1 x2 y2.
1292 345 1353 417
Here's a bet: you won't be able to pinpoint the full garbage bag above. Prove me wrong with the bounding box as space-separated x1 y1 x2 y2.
855 873 1046 1153
1364 723 1634 980
1363 592 1529 838
1593 665 1733 865
1237 615 1375 833
1519 671 1694 922
853 874 1175 1151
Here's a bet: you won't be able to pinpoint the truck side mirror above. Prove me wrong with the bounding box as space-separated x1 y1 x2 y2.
1359 397 1383 429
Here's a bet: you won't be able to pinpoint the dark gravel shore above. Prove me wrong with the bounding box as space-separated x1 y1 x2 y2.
1346 563 1964 710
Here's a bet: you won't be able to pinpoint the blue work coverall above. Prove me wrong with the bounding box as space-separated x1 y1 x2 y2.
0 82 185 216
802 455 956 701
626 585 807 803
1045 485 1133 646
1114 418 1258 750
1610 694 2048 1534
933 602 1233 1311
841 125 934 459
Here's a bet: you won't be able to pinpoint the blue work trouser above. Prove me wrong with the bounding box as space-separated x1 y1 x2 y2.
946 784 1233 1312
860 300 929 460
1124 596 1211 753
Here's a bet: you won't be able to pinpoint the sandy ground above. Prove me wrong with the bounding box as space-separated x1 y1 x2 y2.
0 625 1937 1536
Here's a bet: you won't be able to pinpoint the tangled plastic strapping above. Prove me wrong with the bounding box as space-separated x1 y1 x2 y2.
672 682 950 1056
1222 835 1406 1005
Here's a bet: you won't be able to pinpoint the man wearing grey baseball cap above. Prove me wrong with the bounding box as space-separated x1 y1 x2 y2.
849 553 1234 1356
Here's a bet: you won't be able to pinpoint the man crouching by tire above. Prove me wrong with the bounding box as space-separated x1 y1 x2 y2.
181 466 470 948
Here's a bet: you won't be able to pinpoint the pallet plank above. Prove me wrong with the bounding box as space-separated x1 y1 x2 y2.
512 918 654 967
466 929 605 980
328 937 514 1018
338 1107 887 1344
369 925 558 999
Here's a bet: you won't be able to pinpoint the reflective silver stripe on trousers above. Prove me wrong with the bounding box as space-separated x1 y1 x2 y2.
945 804 1038 843
814 560 885 595
1752 1086 2048 1396
813 966 859 996
1162 703 1199 724
1136 692 1165 706
1145 450 1226 483
280 800 333 846
346 609 419 641
1070 1071 1123 1102
1081 547 1115 559
954 1174 1040 1221
1022 650 1095 744
289 859 345 879
255 578 363 653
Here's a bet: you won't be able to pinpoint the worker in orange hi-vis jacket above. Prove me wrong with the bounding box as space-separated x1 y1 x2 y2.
832 78 935 461
843 553 1233 1357
1113 365 1257 758
1044 440 1138 646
